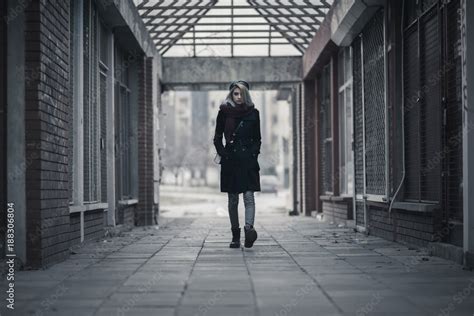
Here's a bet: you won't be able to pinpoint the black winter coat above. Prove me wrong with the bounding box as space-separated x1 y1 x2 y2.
213 107 262 193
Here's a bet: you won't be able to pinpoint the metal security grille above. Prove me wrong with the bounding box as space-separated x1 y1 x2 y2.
83 1 100 203
443 0 463 221
363 9 386 197
420 8 441 202
319 64 332 193
91 4 99 203
99 20 108 204
83 0 91 202
403 1 442 203
100 73 107 203
353 36 364 196
68 0 74 203
114 47 132 200
352 35 365 226
121 87 131 197
403 24 420 201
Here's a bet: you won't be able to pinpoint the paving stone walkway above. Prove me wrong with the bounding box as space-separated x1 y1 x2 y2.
2 212 474 316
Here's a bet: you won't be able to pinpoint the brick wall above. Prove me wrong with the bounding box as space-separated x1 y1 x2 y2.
302 80 317 216
136 56 155 226
322 200 353 223
25 0 71 268
368 204 438 247
69 210 105 246
124 206 135 227
296 84 303 214
116 204 136 227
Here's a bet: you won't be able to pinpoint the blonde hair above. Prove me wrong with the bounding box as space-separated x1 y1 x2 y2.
225 83 254 107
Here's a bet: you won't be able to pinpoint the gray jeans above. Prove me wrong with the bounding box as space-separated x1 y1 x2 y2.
227 191 255 230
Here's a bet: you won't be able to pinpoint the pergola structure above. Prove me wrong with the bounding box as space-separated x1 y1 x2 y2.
133 0 333 57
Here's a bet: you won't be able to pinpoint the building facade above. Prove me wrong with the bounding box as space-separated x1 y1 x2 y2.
298 0 474 266
1 0 162 268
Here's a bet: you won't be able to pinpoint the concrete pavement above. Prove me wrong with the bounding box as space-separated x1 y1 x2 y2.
1 201 474 316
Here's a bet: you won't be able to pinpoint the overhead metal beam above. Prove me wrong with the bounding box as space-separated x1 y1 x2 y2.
156 1 218 54
262 0 316 44
147 0 194 37
145 21 321 27
134 0 333 56
144 14 326 19
139 5 330 10
175 35 315 39
166 42 294 46
247 0 306 53
150 29 316 34
161 56 302 90
153 34 309 46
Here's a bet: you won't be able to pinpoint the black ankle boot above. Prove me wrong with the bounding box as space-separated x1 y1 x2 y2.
229 227 241 248
244 225 257 248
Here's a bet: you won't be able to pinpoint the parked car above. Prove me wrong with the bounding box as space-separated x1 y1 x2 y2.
260 175 279 194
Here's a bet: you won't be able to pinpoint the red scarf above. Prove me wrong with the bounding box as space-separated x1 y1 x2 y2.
219 101 254 142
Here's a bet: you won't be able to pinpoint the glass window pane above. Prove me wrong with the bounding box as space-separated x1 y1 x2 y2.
345 46 352 81
338 50 344 87
339 90 346 194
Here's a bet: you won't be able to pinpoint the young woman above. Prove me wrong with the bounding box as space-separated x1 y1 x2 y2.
213 80 261 248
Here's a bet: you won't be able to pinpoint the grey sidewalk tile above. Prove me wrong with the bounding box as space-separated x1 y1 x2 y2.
181 290 253 306
15 298 104 313
116 285 184 293
176 305 255 316
102 292 181 307
187 279 253 291
7 210 474 316
51 282 119 299
19 306 98 316
258 304 341 316
96 306 175 316
331 294 430 315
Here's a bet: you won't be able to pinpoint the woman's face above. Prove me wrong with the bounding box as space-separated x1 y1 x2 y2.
232 87 243 105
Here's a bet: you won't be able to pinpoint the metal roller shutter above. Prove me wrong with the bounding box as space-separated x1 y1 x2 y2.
443 0 463 222
352 36 365 226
